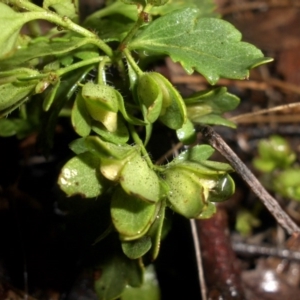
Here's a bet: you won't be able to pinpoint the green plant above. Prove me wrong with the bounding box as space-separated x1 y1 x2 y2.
0 0 272 298
253 135 300 201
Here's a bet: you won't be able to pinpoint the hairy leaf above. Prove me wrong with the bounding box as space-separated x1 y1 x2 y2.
130 8 272 84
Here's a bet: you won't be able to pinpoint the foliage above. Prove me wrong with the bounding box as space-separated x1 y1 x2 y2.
253 135 300 201
0 0 271 298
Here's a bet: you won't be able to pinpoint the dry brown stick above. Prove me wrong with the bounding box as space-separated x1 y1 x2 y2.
198 125 300 235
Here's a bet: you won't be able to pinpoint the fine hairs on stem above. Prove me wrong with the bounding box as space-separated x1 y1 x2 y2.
197 125 300 236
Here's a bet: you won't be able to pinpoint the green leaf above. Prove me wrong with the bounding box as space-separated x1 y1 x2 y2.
173 160 233 175
0 37 94 69
253 135 296 172
69 138 89 154
121 236 152 259
120 154 165 203
149 72 186 129
95 250 143 300
121 265 161 300
38 68 90 155
58 152 106 198
137 73 163 123
176 118 196 144
175 144 215 163
273 168 300 201
147 200 166 260
82 82 119 113
130 8 272 84
85 136 137 181
150 0 217 17
43 0 79 22
0 81 37 117
196 201 216 219
185 87 240 112
111 187 157 240
92 117 129 144
71 93 92 137
85 17 135 43
43 80 61 111
0 118 28 137
192 113 237 128
0 3 23 59
163 168 205 218
205 174 235 203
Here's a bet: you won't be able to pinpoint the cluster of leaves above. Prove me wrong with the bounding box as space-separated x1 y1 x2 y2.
0 0 271 298
253 135 300 201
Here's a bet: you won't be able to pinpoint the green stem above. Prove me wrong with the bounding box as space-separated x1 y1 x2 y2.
57 56 106 77
97 57 110 85
123 48 143 76
119 3 153 50
8 0 114 57
128 124 153 168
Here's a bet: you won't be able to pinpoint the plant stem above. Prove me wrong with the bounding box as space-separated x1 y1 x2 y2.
128 124 153 168
198 125 300 235
123 48 143 76
118 3 152 50
8 0 113 57
97 57 110 85
57 56 105 77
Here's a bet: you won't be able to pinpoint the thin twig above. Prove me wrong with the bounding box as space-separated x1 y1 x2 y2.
190 219 207 300
229 102 300 122
231 240 300 262
198 125 300 235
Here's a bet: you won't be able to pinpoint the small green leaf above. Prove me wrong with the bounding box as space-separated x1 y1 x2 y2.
176 118 196 145
92 116 129 144
0 81 37 117
69 138 88 155
82 82 119 113
175 144 215 163
58 152 106 198
174 160 233 175
111 187 157 240
95 250 143 300
43 0 79 22
192 113 237 128
85 18 135 43
196 201 216 219
0 37 94 69
130 8 272 84
147 200 166 260
121 265 161 300
121 236 152 259
0 3 23 58
253 135 296 172
43 80 61 111
273 168 300 201
120 154 165 203
149 72 186 129
205 174 235 203
137 73 163 123
0 118 28 137
164 168 205 218
85 136 137 181
71 93 92 137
